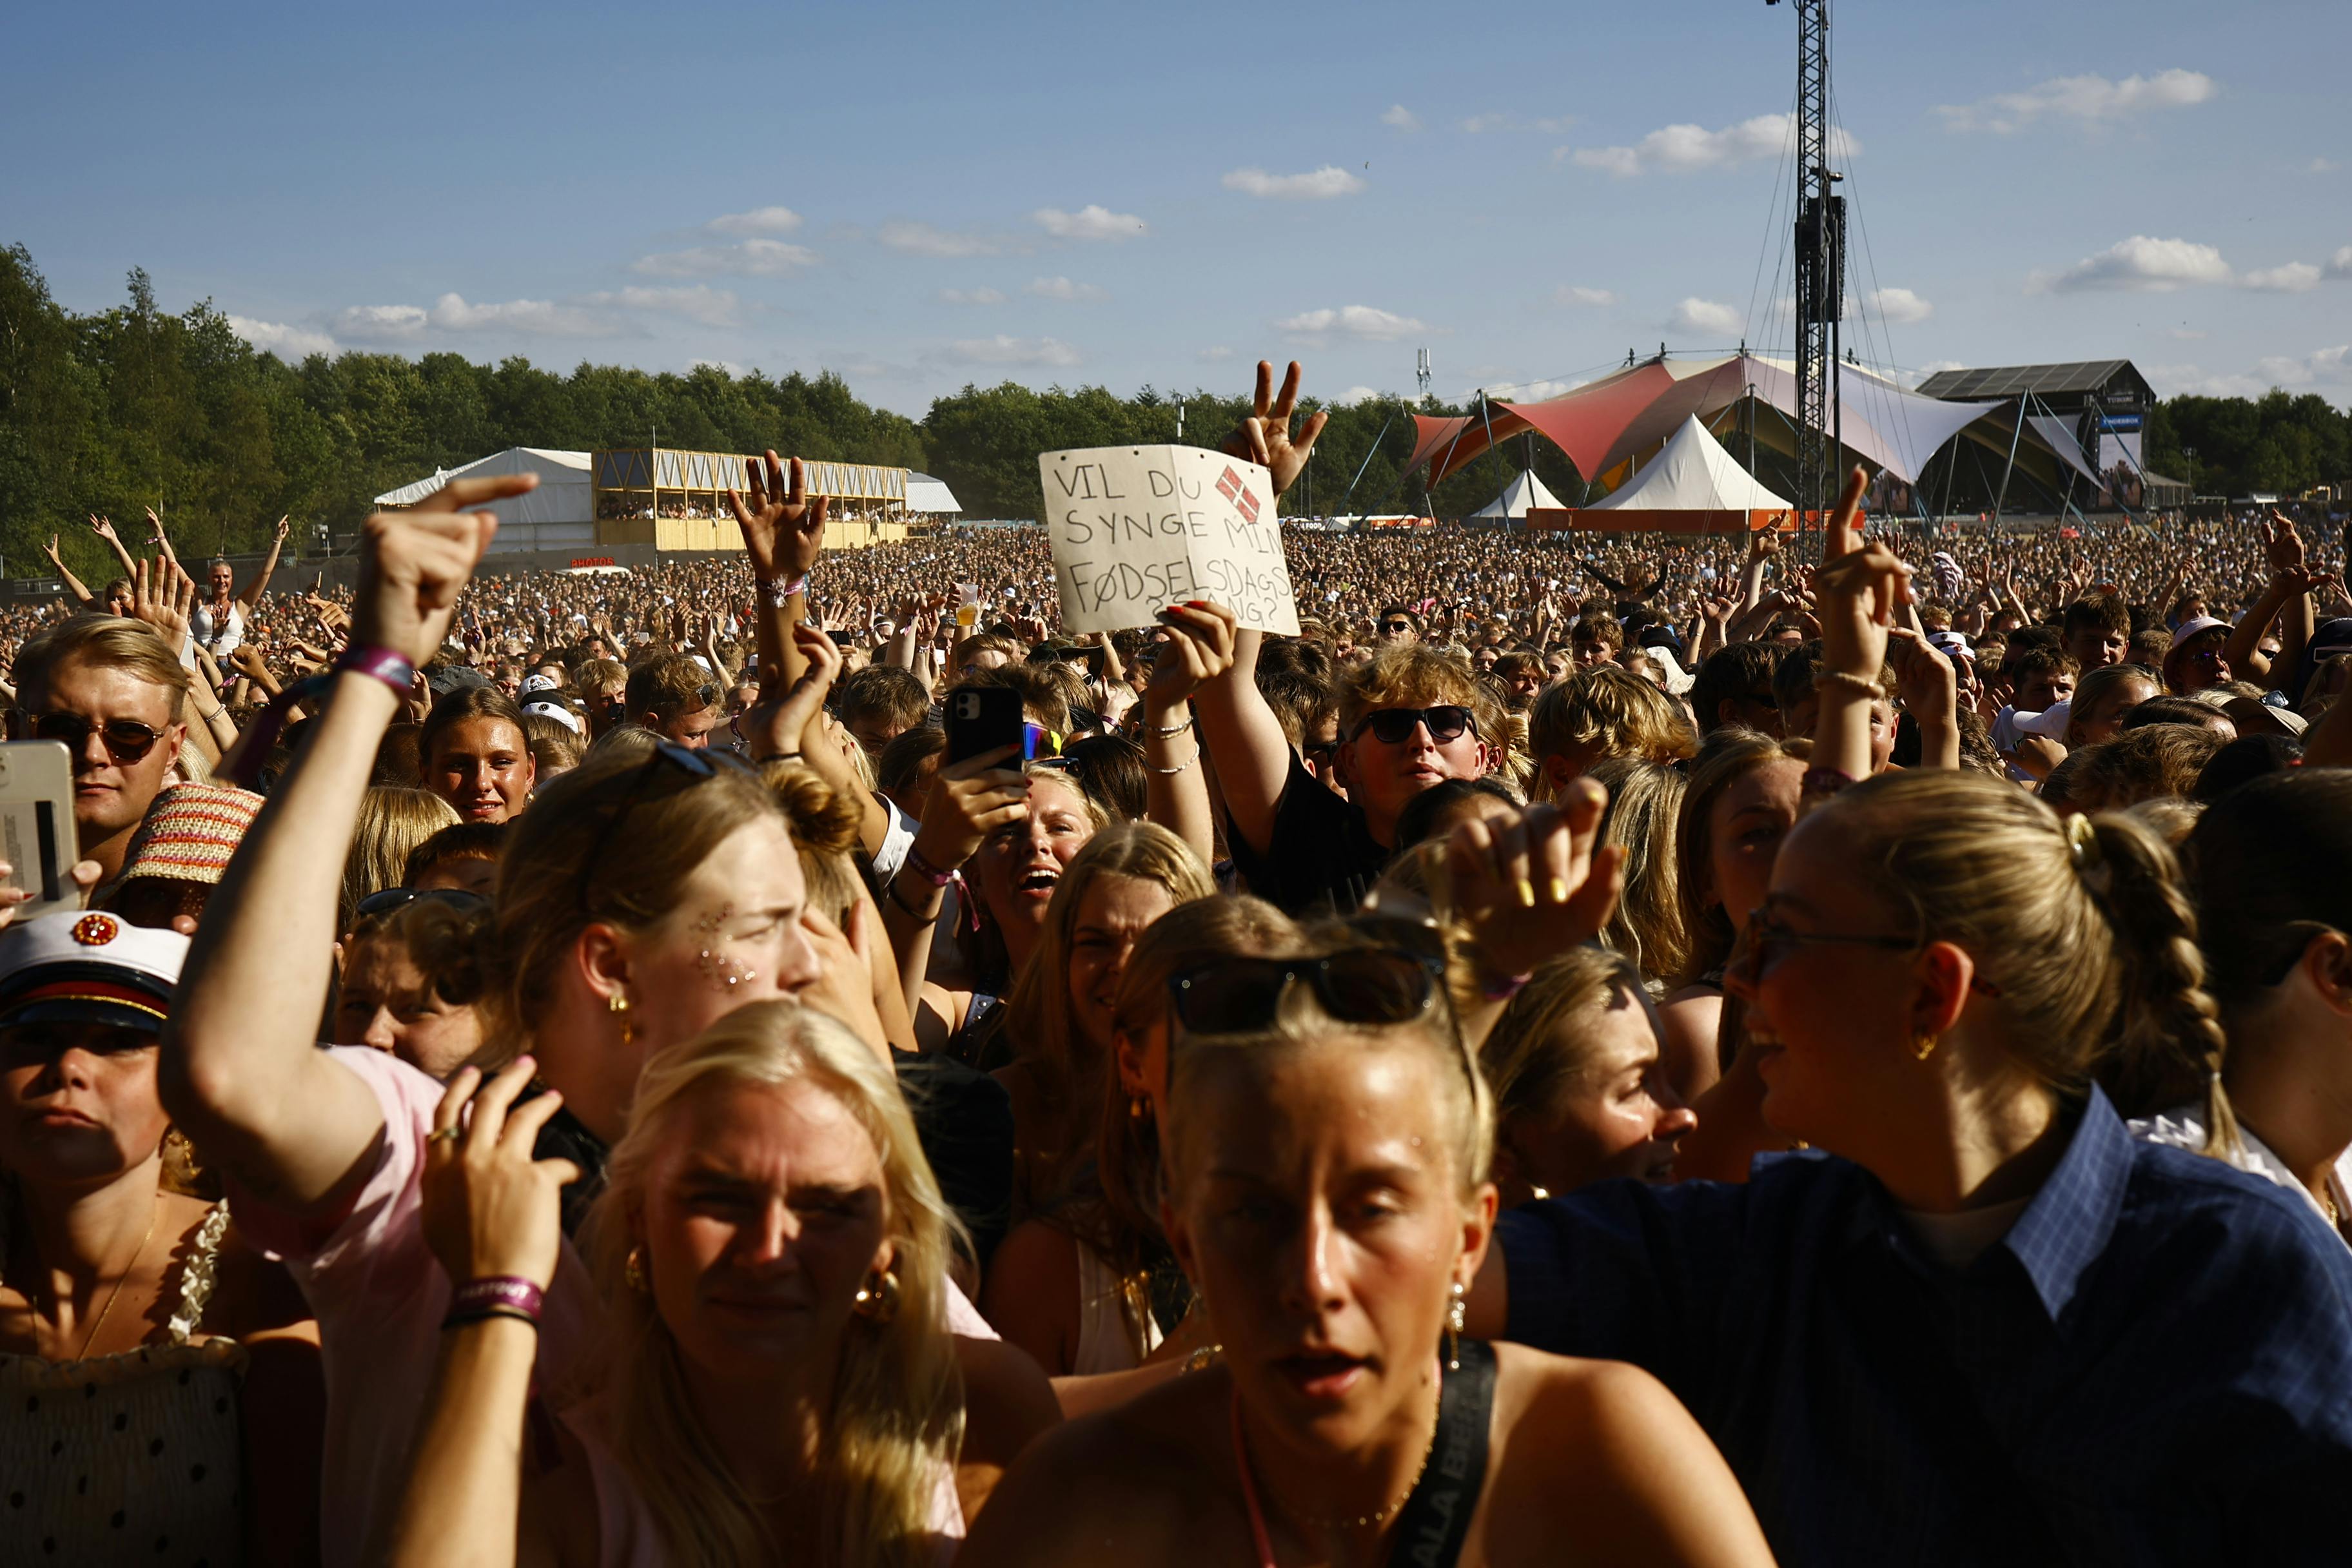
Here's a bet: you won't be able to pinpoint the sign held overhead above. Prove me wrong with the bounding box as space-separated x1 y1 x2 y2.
1041 445 1299 636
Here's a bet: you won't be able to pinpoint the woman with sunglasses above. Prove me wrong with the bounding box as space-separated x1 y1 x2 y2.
1470 475 2352 1563
961 932 1772 1568
160 482 890 1562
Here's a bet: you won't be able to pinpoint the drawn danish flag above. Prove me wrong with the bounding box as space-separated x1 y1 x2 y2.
1217 466 1260 524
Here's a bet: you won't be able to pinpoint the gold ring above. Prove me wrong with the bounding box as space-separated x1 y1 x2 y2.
426 1125 461 1144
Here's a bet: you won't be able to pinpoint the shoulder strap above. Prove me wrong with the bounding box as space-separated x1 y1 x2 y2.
1387 1338 1496 1568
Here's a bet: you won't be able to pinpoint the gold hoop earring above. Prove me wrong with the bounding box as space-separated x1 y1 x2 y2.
1914 1032 1939 1062
1446 1280 1467 1372
625 1246 649 1293
852 1268 901 1323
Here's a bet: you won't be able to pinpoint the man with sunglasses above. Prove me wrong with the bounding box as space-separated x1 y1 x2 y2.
1373 603 1421 645
10 616 189 885
1198 607 1499 916
622 651 723 749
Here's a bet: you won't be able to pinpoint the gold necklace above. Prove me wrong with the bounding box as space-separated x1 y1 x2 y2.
43 1206 159 1362
1244 1383 1441 1534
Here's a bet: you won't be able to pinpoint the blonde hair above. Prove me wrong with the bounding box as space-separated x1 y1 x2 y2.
1164 925 1494 1202
1825 770 2233 1141
1587 758 1690 986
766 763 866 925
485 750 781 1050
1480 947 1649 1124
588 1003 965 1568
14 615 188 722
339 786 460 932
999 823 1213 1204
1336 643 1482 738
1527 665 1695 796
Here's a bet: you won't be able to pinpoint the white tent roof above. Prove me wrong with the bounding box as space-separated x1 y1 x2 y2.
1587 416 1794 512
375 447 596 555
1470 469 1567 518
906 472 963 514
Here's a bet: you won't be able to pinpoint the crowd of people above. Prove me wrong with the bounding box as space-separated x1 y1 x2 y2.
0 357 2349 1566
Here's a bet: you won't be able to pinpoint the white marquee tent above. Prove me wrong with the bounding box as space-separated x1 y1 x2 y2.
374 447 595 555
1470 470 1569 519
905 472 963 515
1586 415 1795 513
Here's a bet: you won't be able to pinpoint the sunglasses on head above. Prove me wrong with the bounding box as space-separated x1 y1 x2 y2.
1351 705 1476 747
356 887 492 919
28 712 166 763
573 742 757 911
1168 947 1445 1037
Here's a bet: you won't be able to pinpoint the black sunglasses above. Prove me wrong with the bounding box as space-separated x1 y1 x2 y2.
573 743 755 911
28 712 166 763
1168 948 1444 1037
356 887 493 919
1352 705 1476 746
1380 619 1413 633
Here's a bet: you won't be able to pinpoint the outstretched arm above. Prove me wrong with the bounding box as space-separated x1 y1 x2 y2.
238 515 291 608
88 514 138 580
1810 468 1907 788
162 473 534 1210
43 536 92 606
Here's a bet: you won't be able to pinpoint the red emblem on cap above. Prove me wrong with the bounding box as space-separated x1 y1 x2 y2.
70 914 120 946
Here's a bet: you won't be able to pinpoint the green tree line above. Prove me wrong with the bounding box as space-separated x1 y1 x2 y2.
8 244 2347 582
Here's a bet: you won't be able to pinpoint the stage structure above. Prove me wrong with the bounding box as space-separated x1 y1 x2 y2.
1529 415 1797 533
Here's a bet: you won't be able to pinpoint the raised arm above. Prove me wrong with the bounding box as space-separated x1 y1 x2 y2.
162 473 534 1210
1134 606 1225 865
88 513 138 580
727 451 830 691
144 505 181 569
43 535 93 607
238 514 291 608
1809 468 1907 789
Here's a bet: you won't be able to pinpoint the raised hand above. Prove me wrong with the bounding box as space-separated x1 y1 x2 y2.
1145 600 1238 709
1222 360 1329 500
132 556 195 651
2262 509 2308 576
41 534 61 564
1814 467 1909 683
1885 627 1959 765
1444 782 1626 983
420 1057 578 1295
744 623 843 758
911 744 1029 873
272 514 291 546
725 451 829 583
353 473 536 666
87 513 118 542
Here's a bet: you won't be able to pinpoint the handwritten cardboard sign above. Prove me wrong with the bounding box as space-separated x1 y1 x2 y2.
1041 445 1299 635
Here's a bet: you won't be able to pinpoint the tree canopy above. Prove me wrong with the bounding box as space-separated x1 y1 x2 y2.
4 243 2344 582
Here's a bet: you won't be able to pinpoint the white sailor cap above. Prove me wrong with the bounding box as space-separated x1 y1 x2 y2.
0 911 189 1033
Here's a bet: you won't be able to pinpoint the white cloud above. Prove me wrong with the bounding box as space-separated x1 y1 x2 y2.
705 205 802 236
1221 166 1366 200
1026 276 1106 301
938 286 1006 305
939 335 1081 368
330 304 429 340
1197 346 1235 362
1557 285 1618 307
2313 158 2340 174
2037 235 2232 293
2326 246 2352 280
1567 113 1856 177
1382 104 1422 132
880 221 1002 258
1868 286 1935 324
580 285 741 327
1894 359 1967 389
2242 262 2322 293
228 315 338 358
1274 304 1427 341
418 293 630 336
2149 348 2352 399
1337 386 1386 405
1462 113 1509 133
631 239 816 277
1669 297 1743 337
689 357 747 376
1034 204 1147 241
1487 378 1574 401
1936 69 2215 133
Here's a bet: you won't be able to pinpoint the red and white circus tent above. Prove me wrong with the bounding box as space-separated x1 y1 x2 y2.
1408 352 2004 507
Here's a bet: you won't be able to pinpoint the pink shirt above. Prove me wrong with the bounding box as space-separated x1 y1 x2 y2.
233 1047 600 1568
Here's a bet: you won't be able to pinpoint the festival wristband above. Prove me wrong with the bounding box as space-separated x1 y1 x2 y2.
447 1275 545 1322
760 574 808 608
902 844 959 888
336 644 417 696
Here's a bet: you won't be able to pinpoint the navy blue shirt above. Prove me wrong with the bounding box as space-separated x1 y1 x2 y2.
1498 1088 2352 1565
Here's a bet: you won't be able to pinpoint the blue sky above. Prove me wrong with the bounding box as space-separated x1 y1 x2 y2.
9 1 2348 416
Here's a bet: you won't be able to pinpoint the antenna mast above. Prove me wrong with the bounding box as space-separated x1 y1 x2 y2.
1416 348 1432 398
1776 0 1843 518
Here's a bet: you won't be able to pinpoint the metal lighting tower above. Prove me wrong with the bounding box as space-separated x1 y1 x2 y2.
1416 348 1433 398
1772 0 1843 518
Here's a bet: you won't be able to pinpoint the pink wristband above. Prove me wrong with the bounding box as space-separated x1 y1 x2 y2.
336 644 416 695
448 1275 544 1321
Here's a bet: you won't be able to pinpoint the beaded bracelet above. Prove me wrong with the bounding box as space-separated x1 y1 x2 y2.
1143 714 1195 738
1148 747 1201 778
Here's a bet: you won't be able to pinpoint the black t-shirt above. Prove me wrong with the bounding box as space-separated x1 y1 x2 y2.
1224 754 1391 917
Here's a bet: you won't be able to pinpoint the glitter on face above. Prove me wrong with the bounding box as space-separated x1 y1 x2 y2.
694 904 760 992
